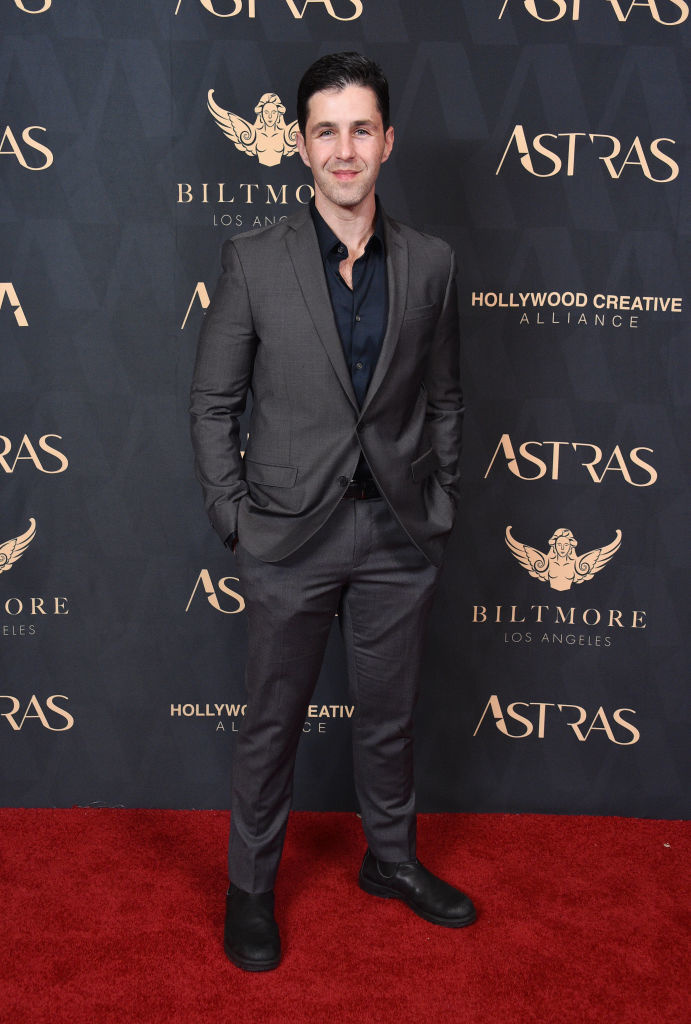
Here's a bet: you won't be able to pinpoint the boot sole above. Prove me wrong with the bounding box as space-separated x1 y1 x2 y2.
224 940 281 972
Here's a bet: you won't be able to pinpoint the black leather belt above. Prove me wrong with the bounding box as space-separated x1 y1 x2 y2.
343 478 380 500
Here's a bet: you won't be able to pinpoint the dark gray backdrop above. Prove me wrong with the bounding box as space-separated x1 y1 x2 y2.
1 0 688 817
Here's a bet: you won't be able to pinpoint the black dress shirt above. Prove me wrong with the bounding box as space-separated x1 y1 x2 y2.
310 201 388 409
310 200 388 484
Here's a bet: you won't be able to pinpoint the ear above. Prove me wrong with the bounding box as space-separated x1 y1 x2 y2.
381 125 394 164
296 132 311 169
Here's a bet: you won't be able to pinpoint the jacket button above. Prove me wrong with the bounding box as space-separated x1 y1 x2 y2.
338 476 349 487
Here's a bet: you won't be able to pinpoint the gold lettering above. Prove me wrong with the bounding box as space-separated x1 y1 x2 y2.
239 183 259 203
181 282 210 330
10 436 43 472
20 126 53 169
510 605 526 623
0 696 22 729
593 445 632 484
611 708 640 745
529 702 554 738
0 283 28 326
582 706 617 742
505 702 534 737
0 126 52 170
38 434 69 473
484 434 518 479
185 570 244 613
217 576 245 613
522 0 569 21
555 606 575 625
185 569 216 612
628 447 657 486
530 604 550 623
572 442 603 482
282 0 362 17
559 132 587 175
613 136 654 179
296 183 314 204
648 138 679 182
548 441 569 479
473 694 505 736
558 703 587 741
518 440 548 479
589 133 622 177
266 183 287 205
496 124 532 175
607 0 688 23
44 695 74 731
18 694 51 729
14 0 52 13
198 0 243 16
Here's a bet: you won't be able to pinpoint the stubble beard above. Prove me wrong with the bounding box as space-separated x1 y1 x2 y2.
317 166 376 211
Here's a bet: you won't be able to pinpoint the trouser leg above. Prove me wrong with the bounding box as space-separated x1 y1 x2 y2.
228 511 348 893
339 499 440 862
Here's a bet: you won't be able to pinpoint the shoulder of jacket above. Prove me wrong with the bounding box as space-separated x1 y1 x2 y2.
228 213 298 249
386 215 453 258
220 216 295 268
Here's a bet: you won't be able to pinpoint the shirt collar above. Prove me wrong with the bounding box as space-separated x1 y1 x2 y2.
310 198 385 261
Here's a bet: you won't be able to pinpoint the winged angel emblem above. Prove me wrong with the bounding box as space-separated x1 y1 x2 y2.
0 518 36 575
506 525 622 592
207 90 298 167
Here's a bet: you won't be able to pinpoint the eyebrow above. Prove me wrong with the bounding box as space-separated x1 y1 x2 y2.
310 119 378 131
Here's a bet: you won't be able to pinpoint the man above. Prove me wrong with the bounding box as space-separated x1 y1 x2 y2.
190 52 476 972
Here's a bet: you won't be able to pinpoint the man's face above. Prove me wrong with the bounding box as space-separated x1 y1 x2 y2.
297 84 394 215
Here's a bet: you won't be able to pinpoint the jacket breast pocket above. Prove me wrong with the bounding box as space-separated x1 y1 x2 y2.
403 303 436 323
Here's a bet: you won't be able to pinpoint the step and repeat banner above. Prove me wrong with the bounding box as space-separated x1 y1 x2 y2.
1 0 688 816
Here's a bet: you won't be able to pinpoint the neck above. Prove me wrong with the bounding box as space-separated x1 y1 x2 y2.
314 193 377 258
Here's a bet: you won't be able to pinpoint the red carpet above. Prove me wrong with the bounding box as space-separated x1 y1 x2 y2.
0 810 687 1024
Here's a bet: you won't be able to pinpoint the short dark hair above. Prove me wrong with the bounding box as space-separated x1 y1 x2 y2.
296 52 390 135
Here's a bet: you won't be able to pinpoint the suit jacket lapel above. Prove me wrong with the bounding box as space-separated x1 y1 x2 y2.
285 208 359 411
360 212 408 418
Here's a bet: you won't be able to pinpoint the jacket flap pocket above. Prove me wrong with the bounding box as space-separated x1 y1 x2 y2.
245 459 297 488
410 448 440 482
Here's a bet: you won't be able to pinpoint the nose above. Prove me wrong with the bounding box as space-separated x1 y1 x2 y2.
335 131 356 161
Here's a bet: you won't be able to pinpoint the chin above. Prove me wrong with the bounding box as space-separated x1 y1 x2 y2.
332 185 370 206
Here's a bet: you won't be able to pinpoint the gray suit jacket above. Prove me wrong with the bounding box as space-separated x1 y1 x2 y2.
190 205 463 566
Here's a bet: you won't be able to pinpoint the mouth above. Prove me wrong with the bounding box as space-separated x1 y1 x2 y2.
331 169 360 181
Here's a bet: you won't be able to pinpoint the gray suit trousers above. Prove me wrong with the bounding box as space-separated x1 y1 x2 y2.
228 496 441 893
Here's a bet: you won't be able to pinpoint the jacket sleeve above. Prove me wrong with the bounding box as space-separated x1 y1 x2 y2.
424 250 464 504
189 239 256 543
